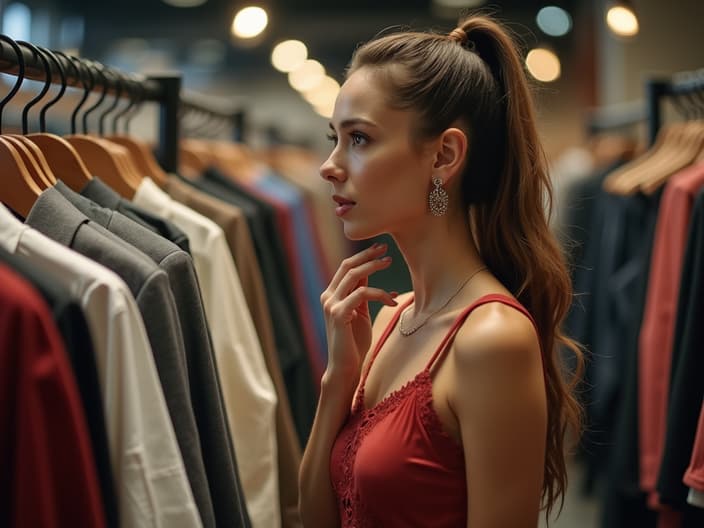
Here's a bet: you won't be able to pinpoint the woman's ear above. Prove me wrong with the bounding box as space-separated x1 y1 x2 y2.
433 127 468 182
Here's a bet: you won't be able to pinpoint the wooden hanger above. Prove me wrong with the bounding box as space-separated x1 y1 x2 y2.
108 135 169 186
639 120 704 195
0 36 41 215
0 136 42 217
4 135 52 189
603 122 686 195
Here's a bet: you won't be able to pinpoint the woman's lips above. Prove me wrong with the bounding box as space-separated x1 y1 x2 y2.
333 195 356 217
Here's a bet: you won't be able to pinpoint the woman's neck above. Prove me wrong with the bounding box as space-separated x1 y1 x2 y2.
391 211 484 315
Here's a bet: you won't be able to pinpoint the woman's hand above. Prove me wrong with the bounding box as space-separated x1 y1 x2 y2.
320 242 398 376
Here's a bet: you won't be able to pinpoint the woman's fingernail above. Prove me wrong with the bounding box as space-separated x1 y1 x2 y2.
380 256 392 262
390 291 399 298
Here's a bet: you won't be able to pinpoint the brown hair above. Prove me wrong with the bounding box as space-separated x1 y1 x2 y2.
349 14 584 519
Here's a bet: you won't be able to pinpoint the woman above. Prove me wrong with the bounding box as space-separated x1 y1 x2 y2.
299 13 583 527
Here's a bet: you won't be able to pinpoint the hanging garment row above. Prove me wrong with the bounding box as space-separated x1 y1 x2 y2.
0 34 347 528
552 69 704 528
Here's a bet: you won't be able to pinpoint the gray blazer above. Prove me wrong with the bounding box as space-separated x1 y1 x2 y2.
26 187 218 528
53 181 249 528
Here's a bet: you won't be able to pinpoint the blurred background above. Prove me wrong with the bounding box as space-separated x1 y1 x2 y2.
2 1 703 527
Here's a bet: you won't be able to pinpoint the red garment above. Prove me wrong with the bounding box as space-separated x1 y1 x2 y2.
330 294 540 527
244 183 325 385
639 163 704 499
0 264 106 528
684 400 704 492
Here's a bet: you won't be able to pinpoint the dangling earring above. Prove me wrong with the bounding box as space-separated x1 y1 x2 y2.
428 177 449 216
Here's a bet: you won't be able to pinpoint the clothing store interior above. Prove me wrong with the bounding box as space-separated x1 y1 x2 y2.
1 0 703 527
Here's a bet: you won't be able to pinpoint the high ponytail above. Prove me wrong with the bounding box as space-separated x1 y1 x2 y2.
349 13 584 520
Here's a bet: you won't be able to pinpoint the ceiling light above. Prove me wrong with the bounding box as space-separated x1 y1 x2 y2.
161 0 207 7
302 76 340 107
525 48 561 82
288 59 325 92
271 40 308 73
536 6 572 37
232 6 268 39
606 2 639 37
313 100 335 119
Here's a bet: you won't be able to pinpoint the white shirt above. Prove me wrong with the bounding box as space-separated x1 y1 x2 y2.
689 488 704 508
133 178 280 528
0 204 202 528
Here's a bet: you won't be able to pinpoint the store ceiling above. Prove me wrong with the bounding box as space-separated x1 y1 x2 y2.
25 0 584 86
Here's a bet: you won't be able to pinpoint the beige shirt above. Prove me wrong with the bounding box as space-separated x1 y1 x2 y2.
133 178 280 528
165 175 303 527
0 204 202 528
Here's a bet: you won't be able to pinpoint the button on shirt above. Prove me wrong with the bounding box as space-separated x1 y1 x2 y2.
0 204 202 528
133 178 279 528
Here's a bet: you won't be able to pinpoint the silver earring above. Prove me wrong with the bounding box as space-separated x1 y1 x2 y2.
429 177 449 216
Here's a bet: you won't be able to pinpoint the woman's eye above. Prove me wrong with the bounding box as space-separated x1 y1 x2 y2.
351 132 368 146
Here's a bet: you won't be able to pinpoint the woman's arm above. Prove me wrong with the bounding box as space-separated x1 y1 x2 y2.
298 243 397 527
450 302 547 528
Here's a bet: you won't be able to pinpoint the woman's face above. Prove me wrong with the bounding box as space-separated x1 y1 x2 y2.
320 67 435 241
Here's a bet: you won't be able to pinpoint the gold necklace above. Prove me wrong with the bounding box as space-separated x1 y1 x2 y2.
398 266 487 337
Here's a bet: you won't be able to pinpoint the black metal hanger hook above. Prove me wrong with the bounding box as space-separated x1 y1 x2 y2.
0 34 26 134
36 46 67 133
98 66 123 135
16 40 52 134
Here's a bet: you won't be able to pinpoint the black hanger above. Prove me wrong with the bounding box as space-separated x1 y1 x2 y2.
36 46 67 132
0 34 25 134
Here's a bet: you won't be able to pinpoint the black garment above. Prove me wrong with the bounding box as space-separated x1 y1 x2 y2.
25 187 217 527
657 188 704 522
53 181 249 528
192 169 316 446
0 246 118 528
81 177 191 255
601 191 661 528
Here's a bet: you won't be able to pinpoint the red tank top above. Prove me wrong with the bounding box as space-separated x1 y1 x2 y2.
329 294 540 527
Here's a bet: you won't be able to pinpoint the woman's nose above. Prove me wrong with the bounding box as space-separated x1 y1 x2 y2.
320 154 346 183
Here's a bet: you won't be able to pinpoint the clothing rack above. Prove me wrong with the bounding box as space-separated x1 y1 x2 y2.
180 93 245 142
647 68 704 145
0 37 182 172
586 99 646 136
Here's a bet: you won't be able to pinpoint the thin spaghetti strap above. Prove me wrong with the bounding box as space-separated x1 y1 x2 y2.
358 296 415 391
424 293 539 372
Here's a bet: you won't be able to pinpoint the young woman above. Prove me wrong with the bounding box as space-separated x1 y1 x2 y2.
299 13 583 527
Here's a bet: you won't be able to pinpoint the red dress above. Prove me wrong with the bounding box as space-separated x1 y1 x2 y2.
330 294 539 527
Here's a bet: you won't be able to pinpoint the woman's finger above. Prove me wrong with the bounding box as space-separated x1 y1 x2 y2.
331 255 393 300
327 242 388 292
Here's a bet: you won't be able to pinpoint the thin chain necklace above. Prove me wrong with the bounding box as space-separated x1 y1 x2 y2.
398 266 487 337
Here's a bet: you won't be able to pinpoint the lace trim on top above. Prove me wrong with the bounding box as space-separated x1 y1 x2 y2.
337 368 461 526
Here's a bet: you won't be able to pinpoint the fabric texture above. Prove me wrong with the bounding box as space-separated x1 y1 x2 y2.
81 176 191 254
133 177 278 528
639 163 704 500
26 186 214 526
0 246 118 528
0 203 202 528
194 170 316 446
54 180 249 527
165 175 302 527
330 293 541 527
657 185 704 513
0 263 106 528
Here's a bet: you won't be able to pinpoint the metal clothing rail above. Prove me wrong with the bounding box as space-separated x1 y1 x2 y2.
647 68 704 145
180 93 245 142
586 99 646 136
0 36 182 172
